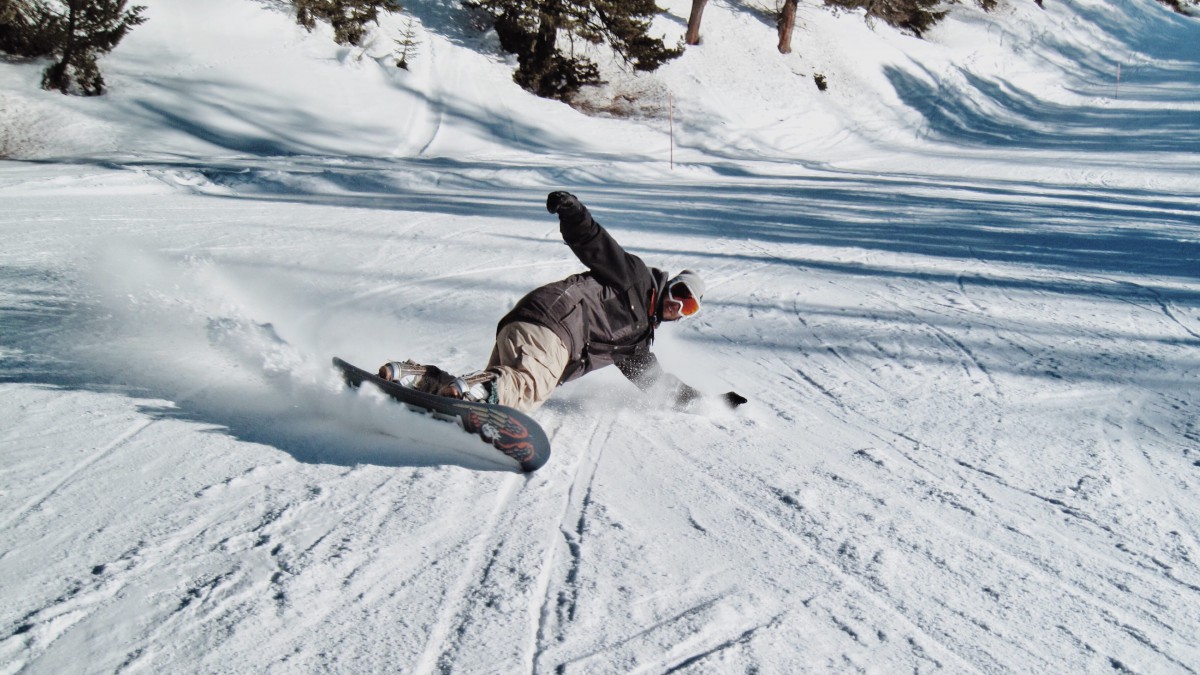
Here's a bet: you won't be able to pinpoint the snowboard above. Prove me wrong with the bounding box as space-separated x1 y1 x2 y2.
332 357 551 472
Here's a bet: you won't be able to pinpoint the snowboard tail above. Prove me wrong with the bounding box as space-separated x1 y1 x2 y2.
333 357 551 472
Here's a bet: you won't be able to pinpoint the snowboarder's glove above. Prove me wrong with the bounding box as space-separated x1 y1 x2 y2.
674 387 747 412
723 391 748 409
674 383 703 411
546 191 578 214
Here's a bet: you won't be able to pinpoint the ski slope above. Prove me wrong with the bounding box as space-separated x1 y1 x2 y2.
1 0 1199 672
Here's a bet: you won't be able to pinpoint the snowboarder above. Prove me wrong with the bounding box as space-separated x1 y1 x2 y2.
379 191 744 413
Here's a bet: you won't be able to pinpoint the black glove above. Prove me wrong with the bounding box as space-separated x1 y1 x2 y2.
674 384 703 411
546 191 578 214
674 386 747 412
723 391 748 409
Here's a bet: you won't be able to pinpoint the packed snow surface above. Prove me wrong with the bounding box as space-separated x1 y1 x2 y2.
2 0 1198 672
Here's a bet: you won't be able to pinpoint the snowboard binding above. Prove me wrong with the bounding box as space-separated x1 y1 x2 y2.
379 360 497 404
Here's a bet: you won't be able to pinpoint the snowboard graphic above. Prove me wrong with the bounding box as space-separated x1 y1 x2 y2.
333 357 551 472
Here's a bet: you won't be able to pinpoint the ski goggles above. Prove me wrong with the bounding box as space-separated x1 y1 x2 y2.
666 281 701 318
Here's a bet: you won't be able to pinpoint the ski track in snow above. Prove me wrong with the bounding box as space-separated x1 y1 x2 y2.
0 417 155 533
1 161 1198 673
3 0 1200 671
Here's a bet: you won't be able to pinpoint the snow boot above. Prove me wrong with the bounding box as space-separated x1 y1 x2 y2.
440 370 499 405
379 361 498 404
378 360 456 395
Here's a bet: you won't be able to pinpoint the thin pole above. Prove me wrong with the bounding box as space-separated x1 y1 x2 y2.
669 91 675 171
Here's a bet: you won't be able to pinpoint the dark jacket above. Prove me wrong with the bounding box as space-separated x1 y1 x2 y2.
498 198 696 403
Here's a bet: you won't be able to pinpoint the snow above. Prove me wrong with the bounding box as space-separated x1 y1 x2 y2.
1 0 1198 671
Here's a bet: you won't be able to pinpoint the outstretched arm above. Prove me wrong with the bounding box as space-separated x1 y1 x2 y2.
617 352 747 411
546 191 645 289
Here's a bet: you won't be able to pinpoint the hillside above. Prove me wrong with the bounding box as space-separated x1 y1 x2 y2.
1 0 1198 672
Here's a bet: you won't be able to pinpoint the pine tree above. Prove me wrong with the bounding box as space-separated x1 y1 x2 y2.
394 15 419 69
824 0 945 37
1 0 65 58
294 0 400 46
38 0 145 96
1154 0 1198 15
468 0 682 101
584 0 683 70
0 0 30 54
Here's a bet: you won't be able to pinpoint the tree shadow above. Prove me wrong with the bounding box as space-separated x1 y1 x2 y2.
1061 0 1200 65
565 176 1200 285
880 0 1200 155
3 154 1197 463
6 0 1197 460
886 64 1200 154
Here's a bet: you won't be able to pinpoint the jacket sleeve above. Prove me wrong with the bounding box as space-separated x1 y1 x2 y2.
557 199 647 290
616 352 703 411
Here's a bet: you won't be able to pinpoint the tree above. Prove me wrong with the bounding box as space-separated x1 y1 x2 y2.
1 0 64 58
468 0 683 101
824 0 945 37
824 0 1005 36
294 0 400 46
0 0 32 54
394 15 418 69
684 0 706 45
37 0 145 96
1154 0 1198 14
777 0 797 53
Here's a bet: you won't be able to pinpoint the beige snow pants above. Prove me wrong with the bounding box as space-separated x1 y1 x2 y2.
487 321 570 413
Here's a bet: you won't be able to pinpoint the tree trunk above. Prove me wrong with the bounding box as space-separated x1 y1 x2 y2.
45 0 80 93
519 9 560 97
777 0 798 54
685 0 708 45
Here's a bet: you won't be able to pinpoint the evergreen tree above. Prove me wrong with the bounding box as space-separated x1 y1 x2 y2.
468 0 682 101
0 0 32 54
394 15 419 69
294 0 400 46
37 0 145 96
1 0 65 58
824 0 945 37
1154 0 1198 15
